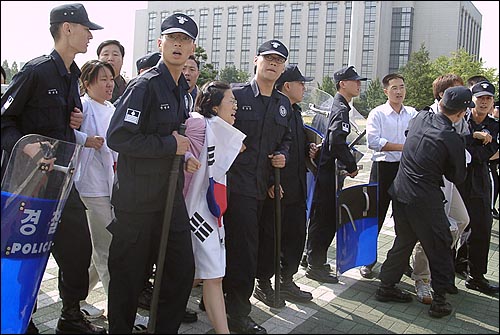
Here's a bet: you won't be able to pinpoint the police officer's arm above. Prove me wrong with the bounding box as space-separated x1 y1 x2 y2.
443 136 467 186
106 84 178 158
0 69 35 153
329 111 357 173
464 127 499 163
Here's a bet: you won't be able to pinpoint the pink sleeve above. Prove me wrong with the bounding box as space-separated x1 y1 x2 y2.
183 117 206 196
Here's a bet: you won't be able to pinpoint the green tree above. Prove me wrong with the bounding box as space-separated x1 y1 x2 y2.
399 43 434 110
317 75 336 97
364 78 387 112
11 61 19 79
194 46 218 87
219 65 250 84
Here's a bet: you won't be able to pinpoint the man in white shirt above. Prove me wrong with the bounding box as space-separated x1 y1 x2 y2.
362 73 416 279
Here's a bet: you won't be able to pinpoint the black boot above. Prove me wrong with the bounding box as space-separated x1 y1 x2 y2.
280 277 313 302
56 300 107 334
253 279 285 308
428 292 452 318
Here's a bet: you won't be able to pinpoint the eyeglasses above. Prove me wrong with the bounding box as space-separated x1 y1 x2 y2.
262 54 286 64
162 33 193 43
224 98 238 106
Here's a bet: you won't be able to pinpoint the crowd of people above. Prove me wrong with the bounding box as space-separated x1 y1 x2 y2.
1 3 498 335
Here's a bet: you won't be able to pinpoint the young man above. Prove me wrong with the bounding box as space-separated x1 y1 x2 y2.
106 13 198 333
223 39 292 334
376 86 473 318
362 73 416 279
304 65 365 284
97 39 127 103
254 65 316 306
457 81 499 295
182 54 201 105
1 3 106 334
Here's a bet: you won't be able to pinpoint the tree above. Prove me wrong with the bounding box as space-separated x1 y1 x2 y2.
399 43 434 110
317 75 336 97
364 78 387 113
2 60 11 83
194 46 218 87
219 65 249 84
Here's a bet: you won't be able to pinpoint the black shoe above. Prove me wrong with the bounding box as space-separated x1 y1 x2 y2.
253 280 285 308
182 308 198 323
25 319 39 334
280 280 313 303
305 266 338 284
55 315 107 334
465 276 499 295
404 264 413 278
446 284 459 295
199 297 205 311
360 265 374 279
428 299 452 318
375 286 412 303
454 264 469 280
227 315 267 334
137 284 153 310
300 255 331 271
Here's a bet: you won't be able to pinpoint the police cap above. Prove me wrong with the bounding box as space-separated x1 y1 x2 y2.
257 40 289 60
50 3 103 30
136 52 161 73
442 86 475 111
471 81 495 98
276 64 313 86
333 65 367 83
161 13 198 40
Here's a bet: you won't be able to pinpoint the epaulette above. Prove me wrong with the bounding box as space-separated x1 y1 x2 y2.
21 55 52 70
140 66 161 80
231 82 248 89
421 106 431 112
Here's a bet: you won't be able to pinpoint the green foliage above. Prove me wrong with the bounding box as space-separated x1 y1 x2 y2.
364 78 387 112
317 75 336 97
194 46 217 87
219 65 250 84
399 43 434 110
2 59 19 83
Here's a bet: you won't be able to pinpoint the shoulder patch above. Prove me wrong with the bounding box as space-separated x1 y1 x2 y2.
279 105 287 117
124 108 141 124
342 122 350 132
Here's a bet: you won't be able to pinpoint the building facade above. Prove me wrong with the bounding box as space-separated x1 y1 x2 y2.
133 1 482 84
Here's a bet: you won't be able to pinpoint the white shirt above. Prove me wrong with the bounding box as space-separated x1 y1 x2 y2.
366 101 417 162
74 94 117 197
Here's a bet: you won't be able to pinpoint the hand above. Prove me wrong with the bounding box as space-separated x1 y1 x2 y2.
173 130 190 155
240 143 246 153
268 153 286 168
70 107 83 129
473 131 492 145
267 184 284 199
85 136 105 150
185 157 201 173
22 142 56 171
346 169 359 178
308 143 319 159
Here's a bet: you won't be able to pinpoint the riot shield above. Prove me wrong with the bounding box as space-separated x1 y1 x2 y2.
1 134 82 334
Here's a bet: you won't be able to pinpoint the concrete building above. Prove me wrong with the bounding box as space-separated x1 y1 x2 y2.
132 1 482 84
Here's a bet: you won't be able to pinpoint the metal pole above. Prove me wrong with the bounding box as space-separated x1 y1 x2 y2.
273 153 282 307
148 124 186 334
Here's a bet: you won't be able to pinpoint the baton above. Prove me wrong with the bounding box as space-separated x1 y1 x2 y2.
273 152 282 307
148 124 186 334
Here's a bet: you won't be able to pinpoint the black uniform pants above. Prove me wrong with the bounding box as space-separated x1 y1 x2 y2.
379 200 455 295
51 186 92 304
305 196 337 267
223 193 264 318
107 209 194 333
461 197 493 277
256 198 307 281
369 161 400 231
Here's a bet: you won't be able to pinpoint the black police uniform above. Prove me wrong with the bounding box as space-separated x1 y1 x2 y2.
1 50 95 324
223 78 292 318
457 113 499 281
380 109 466 296
106 61 195 333
257 102 309 283
305 92 356 268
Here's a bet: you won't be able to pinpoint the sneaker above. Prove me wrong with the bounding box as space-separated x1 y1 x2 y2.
80 301 105 319
133 313 149 333
415 279 433 304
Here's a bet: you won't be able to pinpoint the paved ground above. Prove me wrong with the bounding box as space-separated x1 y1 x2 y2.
32 148 499 334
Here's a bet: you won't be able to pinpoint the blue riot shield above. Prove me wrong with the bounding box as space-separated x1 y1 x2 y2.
1 134 82 334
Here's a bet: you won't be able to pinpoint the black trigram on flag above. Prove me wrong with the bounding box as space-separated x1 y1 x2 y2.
190 211 214 242
207 145 215 166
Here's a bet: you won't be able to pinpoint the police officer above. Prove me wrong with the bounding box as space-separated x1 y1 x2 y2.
136 51 162 75
304 65 365 284
0 3 106 334
105 13 197 333
457 81 499 295
223 40 292 334
376 86 472 318
254 65 315 306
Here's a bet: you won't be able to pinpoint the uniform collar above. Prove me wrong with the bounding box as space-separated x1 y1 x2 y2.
157 61 189 92
334 92 351 111
50 49 81 77
250 77 281 100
